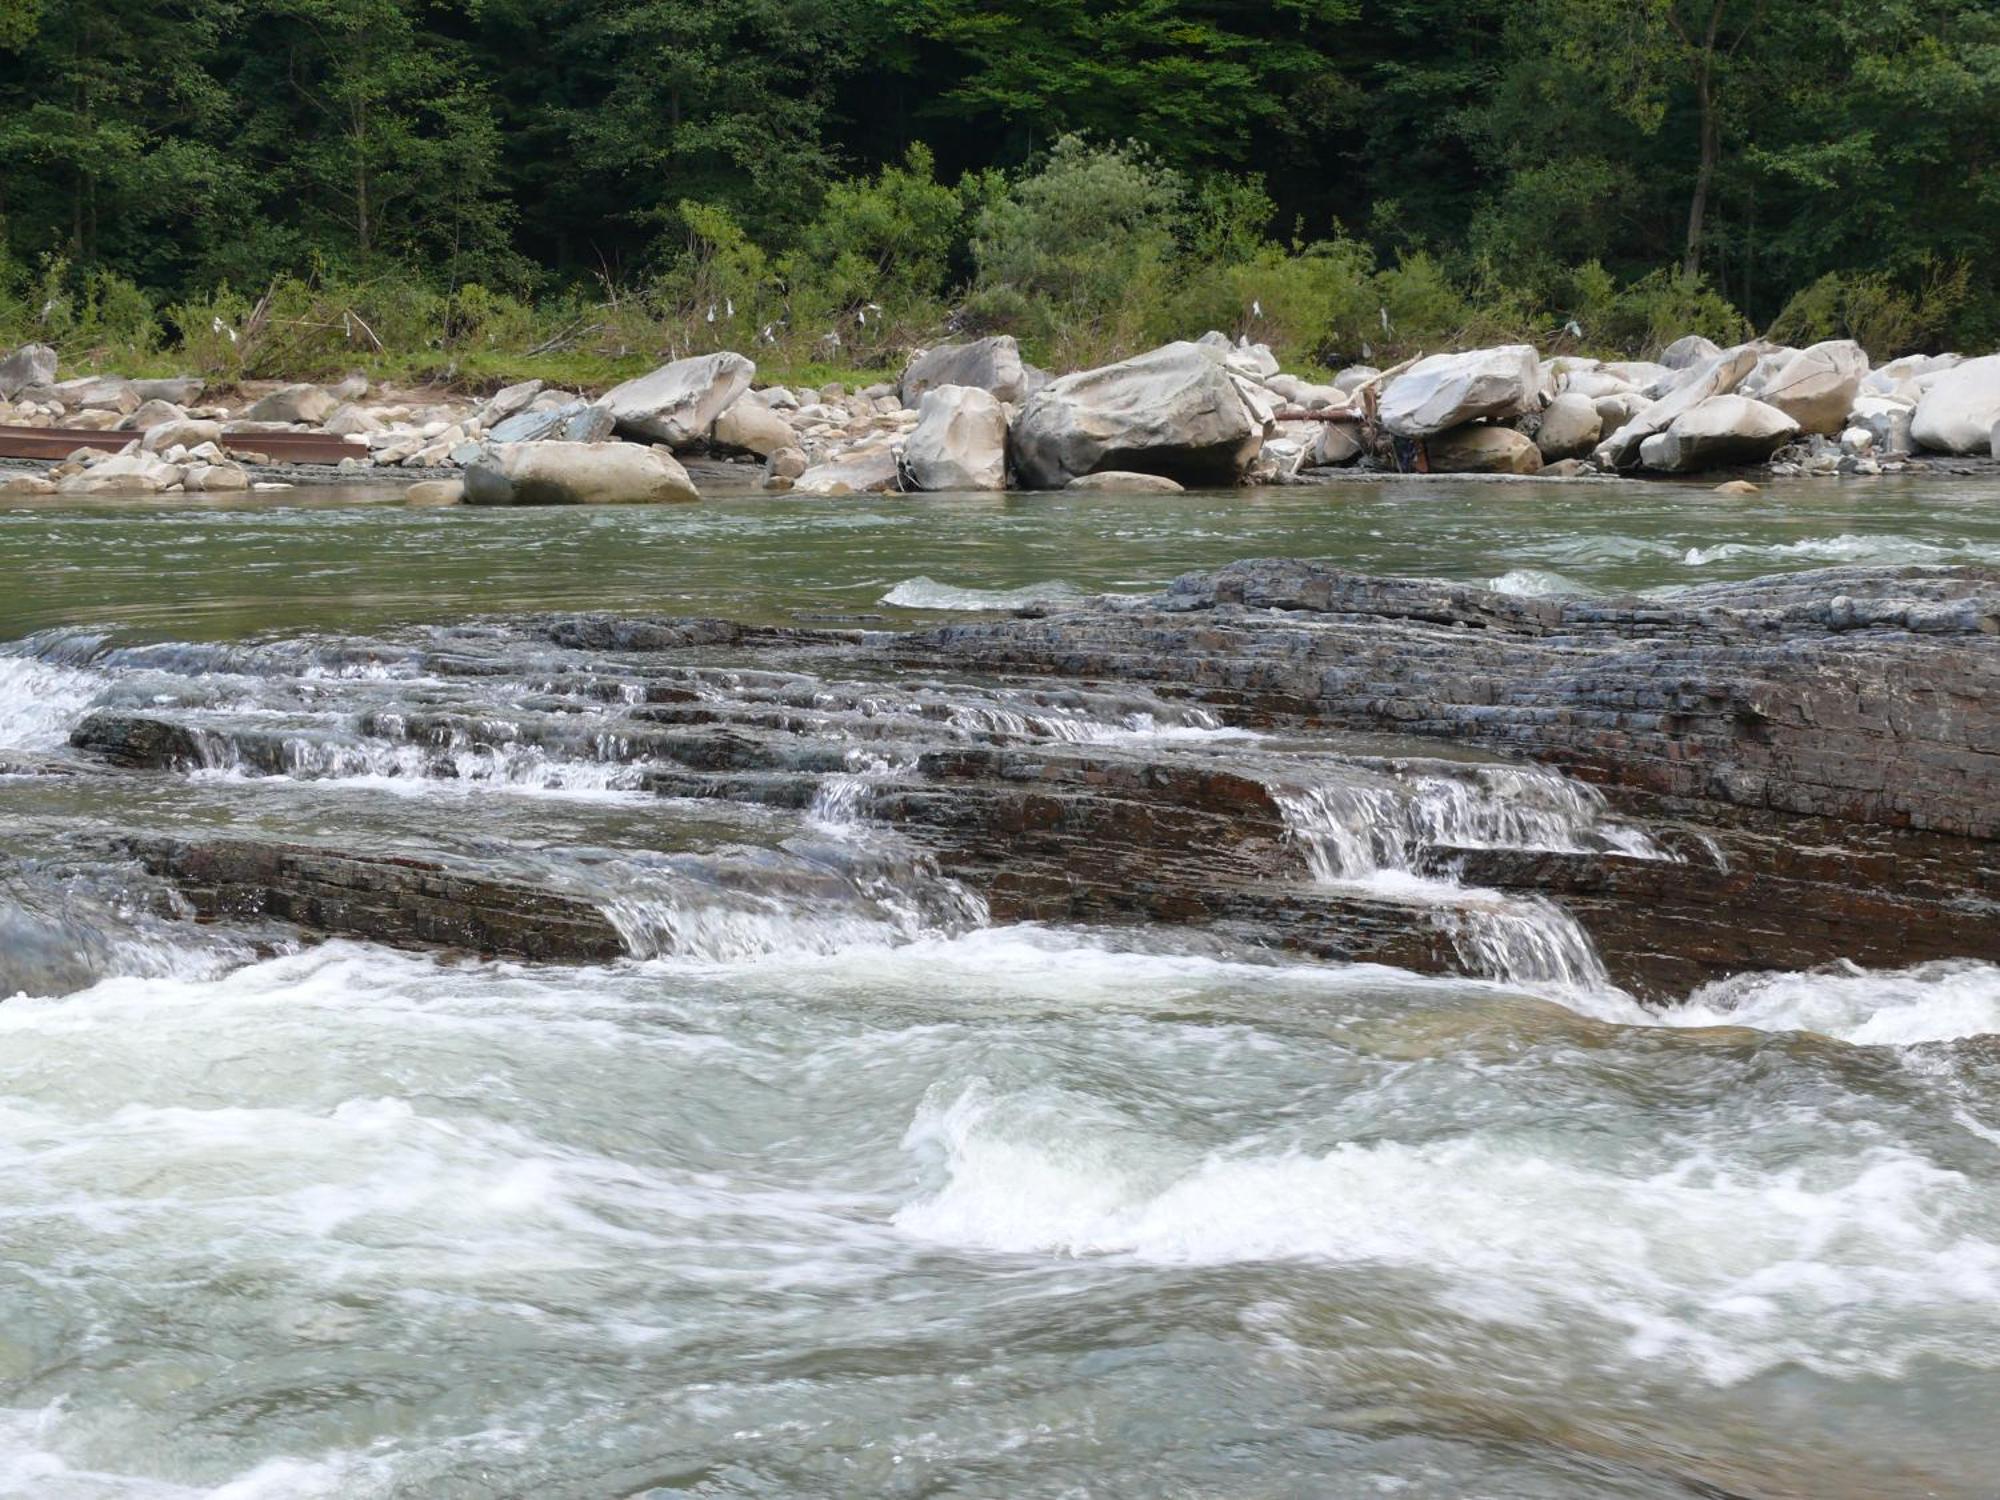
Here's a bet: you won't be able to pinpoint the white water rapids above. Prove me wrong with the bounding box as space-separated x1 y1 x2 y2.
8 499 2000 1496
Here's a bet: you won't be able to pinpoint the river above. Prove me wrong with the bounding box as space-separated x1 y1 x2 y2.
4 473 2000 1498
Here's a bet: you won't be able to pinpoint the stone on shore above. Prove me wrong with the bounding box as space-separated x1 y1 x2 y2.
118 398 188 433
246 383 337 425
1426 424 1543 474
710 396 796 458
1659 334 1723 370
900 336 1035 407
1911 354 2000 454
462 441 699 505
1642 394 1799 472
1846 396 1915 460
1753 340 1868 435
765 446 808 482
406 479 464 506
0 343 58 397
323 403 385 437
792 444 902 496
902 385 1008 491
1533 392 1602 461
1594 344 1761 469
476 379 544 427
1010 341 1271 490
599 352 754 447
55 453 180 494
1378 346 1539 438
1064 471 1186 493
0 472 57 495
141 419 222 453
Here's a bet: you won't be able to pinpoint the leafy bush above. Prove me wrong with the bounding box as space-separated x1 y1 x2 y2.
970 135 1184 358
1767 261 1968 357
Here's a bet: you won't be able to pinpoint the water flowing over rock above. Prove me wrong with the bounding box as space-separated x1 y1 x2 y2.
1009 341 1271 490
598 351 755 447
1912 354 2000 454
902 384 1009 491
462 441 699 505
53 561 2000 1002
900 336 1035 407
1377 346 1539 438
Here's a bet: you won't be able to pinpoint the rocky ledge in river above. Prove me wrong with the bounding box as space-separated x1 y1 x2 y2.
61 561 2000 1000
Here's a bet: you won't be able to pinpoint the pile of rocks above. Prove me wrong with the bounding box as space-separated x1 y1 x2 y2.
6 326 1996 501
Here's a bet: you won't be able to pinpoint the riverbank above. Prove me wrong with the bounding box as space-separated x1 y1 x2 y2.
5 332 1996 501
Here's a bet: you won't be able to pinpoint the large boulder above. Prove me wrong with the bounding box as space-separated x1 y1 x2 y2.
245 384 336 425
118 398 188 433
1594 344 1761 469
141 419 223 453
462 441 699 505
902 385 1008 491
56 376 139 414
475 379 544 427
1009 341 1271 490
1532 392 1602 461
1640 395 1799 472
1911 355 2000 455
900 336 1034 407
1378 346 1539 439
792 443 902 496
1426 424 1543 475
710 396 797 459
0 343 57 397
598 352 753 447
1752 340 1868 435
55 453 181 494
1659 334 1722 371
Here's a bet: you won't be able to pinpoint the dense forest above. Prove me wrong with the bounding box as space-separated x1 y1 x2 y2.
0 0 1995 379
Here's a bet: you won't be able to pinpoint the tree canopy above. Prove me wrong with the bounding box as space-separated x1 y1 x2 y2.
0 0 1994 353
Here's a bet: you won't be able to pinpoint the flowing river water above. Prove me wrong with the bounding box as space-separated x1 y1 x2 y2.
6 472 2000 1498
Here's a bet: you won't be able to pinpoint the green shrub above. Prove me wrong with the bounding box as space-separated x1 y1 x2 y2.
1767 260 1968 357
970 135 1184 355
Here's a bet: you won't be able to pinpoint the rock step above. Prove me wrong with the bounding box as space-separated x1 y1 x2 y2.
124 836 628 963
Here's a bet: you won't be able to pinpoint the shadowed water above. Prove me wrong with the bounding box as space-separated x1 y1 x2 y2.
4 477 2000 1498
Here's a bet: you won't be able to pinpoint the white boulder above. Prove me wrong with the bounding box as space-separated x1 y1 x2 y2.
1378 346 1539 438
245 384 336 425
1595 344 1762 468
1641 395 1799 472
0 343 57 398
462 441 700 505
1911 354 2000 454
1752 340 1868 435
902 385 1009 491
599 352 754 447
1533 393 1602 461
1010 341 1272 490
710 397 797 459
1660 334 1724 370
900 336 1035 407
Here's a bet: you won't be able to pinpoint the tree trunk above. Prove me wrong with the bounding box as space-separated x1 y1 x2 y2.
1681 3 1724 280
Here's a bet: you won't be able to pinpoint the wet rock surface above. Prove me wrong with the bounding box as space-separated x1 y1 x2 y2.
41 561 2000 999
